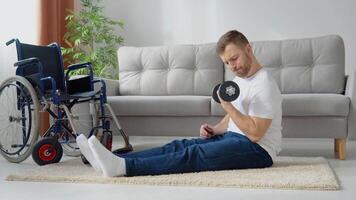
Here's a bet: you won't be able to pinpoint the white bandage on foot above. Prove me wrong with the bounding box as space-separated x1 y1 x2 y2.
88 135 126 177
76 134 102 174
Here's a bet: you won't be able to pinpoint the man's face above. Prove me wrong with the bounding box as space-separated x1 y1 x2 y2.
219 43 252 78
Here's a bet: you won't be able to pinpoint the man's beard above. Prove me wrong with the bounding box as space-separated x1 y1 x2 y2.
235 65 250 78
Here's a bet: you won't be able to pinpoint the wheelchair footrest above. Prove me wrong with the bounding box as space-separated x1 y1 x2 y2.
112 144 133 155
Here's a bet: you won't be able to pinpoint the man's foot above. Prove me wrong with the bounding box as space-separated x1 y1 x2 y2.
76 134 102 174
88 135 126 177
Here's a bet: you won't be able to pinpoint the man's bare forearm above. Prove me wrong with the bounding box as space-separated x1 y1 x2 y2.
213 114 229 134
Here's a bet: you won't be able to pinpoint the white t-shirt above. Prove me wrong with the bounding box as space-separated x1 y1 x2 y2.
227 68 282 160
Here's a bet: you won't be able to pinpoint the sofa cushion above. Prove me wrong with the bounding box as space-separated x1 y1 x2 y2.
282 117 347 138
107 96 211 116
282 94 349 116
225 35 345 94
118 44 223 96
211 94 350 117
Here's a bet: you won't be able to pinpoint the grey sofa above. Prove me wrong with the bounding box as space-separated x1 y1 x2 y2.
104 35 355 160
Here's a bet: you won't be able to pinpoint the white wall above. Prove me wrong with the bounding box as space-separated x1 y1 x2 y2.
102 0 356 75
0 0 38 83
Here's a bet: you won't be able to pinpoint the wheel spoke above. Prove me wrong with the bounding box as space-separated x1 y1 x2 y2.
0 76 39 163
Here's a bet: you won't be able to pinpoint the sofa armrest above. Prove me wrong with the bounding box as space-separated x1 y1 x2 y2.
94 77 120 96
345 70 356 140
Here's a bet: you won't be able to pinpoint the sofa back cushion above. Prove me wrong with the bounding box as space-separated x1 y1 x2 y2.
225 35 345 94
119 35 345 95
118 44 223 95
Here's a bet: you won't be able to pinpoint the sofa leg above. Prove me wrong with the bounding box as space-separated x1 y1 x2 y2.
334 138 346 160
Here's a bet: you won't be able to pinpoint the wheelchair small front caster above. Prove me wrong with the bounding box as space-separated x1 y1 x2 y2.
32 137 63 166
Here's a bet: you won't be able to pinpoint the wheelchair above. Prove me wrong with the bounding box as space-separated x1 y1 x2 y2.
0 39 133 165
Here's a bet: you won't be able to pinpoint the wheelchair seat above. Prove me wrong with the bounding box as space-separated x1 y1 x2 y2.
69 91 98 98
55 91 98 102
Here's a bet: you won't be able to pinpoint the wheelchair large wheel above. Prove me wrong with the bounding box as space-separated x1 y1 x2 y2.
0 76 40 163
59 101 99 157
32 137 62 165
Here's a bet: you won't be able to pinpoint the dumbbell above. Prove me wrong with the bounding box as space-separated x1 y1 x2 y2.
212 81 240 103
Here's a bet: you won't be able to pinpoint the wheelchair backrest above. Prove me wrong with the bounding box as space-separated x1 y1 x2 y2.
14 41 66 93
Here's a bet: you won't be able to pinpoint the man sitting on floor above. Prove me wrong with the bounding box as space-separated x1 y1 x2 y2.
77 29 282 177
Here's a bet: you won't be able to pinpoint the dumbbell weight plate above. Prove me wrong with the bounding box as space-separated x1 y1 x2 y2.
212 83 221 103
219 81 240 102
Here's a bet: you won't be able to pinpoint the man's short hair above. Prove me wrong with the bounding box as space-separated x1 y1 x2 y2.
216 30 249 55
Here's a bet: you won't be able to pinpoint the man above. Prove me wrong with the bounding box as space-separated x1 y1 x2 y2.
76 30 282 177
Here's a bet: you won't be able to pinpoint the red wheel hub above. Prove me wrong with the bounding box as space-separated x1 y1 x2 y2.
38 144 57 161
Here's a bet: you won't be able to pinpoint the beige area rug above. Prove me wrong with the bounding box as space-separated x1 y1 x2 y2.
6 156 339 190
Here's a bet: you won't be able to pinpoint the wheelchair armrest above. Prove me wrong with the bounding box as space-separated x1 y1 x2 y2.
14 58 44 85
66 62 94 92
14 57 40 67
41 77 57 89
67 62 92 73
40 76 58 102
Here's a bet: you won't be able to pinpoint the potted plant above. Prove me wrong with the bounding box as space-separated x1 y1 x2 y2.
62 0 124 79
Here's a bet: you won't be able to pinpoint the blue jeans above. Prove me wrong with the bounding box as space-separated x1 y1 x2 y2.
116 131 273 177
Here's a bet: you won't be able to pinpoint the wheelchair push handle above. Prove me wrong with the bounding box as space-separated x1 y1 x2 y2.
6 38 19 46
6 39 15 46
66 62 94 80
14 57 40 67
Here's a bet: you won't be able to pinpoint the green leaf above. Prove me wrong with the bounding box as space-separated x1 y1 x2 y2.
74 39 81 46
